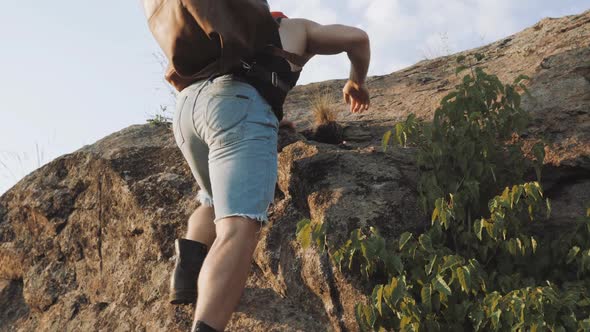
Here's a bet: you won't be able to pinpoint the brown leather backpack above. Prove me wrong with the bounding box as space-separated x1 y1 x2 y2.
143 0 303 91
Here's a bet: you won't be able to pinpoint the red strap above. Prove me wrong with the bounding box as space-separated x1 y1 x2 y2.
271 11 288 19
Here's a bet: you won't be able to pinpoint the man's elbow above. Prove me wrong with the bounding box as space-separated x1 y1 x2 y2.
349 28 370 51
355 28 370 44
346 28 370 58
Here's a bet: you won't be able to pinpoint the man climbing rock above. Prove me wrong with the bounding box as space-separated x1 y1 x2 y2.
143 1 371 331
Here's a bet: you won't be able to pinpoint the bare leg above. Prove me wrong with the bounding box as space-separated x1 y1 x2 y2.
193 216 261 330
185 205 216 248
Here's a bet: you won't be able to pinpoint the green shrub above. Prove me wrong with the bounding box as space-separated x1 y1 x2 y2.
297 54 590 331
147 105 172 126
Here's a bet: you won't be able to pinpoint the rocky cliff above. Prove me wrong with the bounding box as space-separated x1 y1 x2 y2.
1 10 589 332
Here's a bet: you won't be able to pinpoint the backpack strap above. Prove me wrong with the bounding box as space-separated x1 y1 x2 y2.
264 46 307 68
267 13 307 67
237 14 306 93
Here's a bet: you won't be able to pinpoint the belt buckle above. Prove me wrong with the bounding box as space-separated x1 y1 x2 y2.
241 60 253 72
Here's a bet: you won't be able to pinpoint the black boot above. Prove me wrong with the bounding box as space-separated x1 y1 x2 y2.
191 320 220 332
169 238 208 304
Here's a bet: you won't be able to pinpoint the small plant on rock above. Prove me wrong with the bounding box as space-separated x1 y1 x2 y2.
147 105 172 126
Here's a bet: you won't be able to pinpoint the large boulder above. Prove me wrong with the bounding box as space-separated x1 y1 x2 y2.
1 10 588 332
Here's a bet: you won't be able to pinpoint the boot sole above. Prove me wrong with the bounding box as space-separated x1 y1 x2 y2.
169 289 197 305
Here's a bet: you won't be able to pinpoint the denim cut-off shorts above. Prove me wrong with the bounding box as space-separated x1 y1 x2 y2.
172 75 280 224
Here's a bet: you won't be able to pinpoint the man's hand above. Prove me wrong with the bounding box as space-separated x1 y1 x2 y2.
343 80 370 113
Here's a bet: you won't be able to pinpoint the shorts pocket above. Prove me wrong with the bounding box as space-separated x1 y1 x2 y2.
243 100 279 141
205 94 251 147
173 95 189 146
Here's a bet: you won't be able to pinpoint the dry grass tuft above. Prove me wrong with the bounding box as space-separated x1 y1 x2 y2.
307 88 344 145
310 89 338 127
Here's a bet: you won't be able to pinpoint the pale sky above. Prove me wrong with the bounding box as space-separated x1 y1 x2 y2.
0 1 588 195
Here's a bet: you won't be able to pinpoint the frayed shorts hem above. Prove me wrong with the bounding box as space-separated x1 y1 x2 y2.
197 190 214 207
214 213 269 225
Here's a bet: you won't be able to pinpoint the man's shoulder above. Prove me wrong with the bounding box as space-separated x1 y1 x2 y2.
281 18 315 29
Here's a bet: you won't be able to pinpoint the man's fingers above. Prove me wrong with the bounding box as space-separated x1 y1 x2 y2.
354 100 361 113
350 98 365 113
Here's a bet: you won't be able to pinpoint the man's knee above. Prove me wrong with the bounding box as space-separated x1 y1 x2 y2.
215 216 262 245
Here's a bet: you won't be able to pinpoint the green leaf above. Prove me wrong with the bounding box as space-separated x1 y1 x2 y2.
456 266 471 293
382 130 392 151
513 185 523 206
374 285 384 316
421 284 433 313
474 53 485 61
426 255 438 276
331 246 347 271
399 232 413 251
490 309 502 329
431 206 440 225
312 221 327 250
516 237 524 256
474 219 483 240
567 246 581 264
456 55 466 63
383 277 406 309
355 304 376 331
507 238 517 256
419 234 434 252
385 254 404 275
433 275 452 296
296 218 310 234
441 255 464 272
395 123 406 146
351 229 364 249
296 219 312 249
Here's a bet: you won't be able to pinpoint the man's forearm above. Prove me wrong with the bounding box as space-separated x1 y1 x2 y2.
347 35 371 85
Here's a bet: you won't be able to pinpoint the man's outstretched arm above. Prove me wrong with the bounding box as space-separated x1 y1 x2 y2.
299 19 371 113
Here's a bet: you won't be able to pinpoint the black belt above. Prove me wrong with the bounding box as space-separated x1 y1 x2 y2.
207 62 292 93
239 61 292 93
